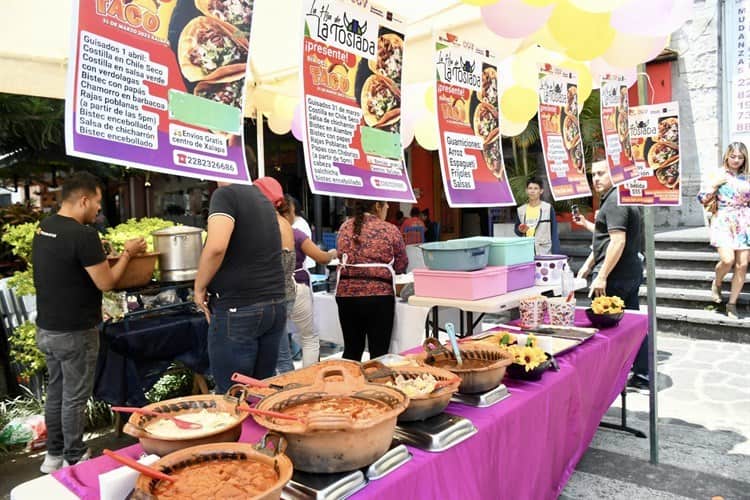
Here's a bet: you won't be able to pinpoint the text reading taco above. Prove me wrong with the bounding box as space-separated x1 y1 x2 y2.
473 102 498 141
369 33 403 84
178 16 248 82
562 114 581 151
657 117 679 144
195 0 254 36
647 141 679 171
654 161 680 189
483 128 504 179
194 75 245 108
361 74 401 129
478 67 498 108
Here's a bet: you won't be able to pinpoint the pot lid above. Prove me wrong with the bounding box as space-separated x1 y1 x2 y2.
151 225 203 236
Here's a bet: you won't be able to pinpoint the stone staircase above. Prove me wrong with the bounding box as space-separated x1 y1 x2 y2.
559 227 750 343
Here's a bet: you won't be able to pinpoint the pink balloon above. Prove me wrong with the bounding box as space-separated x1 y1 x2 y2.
481 0 554 39
610 0 676 37
291 102 304 142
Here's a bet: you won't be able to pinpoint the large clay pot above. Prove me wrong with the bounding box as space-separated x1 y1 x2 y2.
122 386 250 456
253 367 408 473
361 360 461 421
421 338 513 394
238 359 365 398
132 436 293 500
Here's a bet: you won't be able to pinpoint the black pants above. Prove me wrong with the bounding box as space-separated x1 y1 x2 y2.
602 274 648 377
336 296 395 361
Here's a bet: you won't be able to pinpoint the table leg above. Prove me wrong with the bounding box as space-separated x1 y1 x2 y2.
431 307 439 338
598 389 646 438
465 312 473 337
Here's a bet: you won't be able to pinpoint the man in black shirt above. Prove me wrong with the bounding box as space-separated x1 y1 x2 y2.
194 182 285 392
578 162 647 388
33 172 145 473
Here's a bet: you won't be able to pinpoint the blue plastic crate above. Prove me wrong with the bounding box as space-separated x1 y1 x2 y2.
322 232 337 250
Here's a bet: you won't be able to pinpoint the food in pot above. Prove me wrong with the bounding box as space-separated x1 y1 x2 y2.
279 397 389 422
145 410 238 438
152 459 277 499
433 358 495 370
386 373 437 397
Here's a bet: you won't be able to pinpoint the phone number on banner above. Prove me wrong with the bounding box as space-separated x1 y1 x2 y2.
173 150 238 175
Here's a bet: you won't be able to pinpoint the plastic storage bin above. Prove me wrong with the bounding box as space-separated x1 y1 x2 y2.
322 232 337 250
413 266 507 300
505 262 536 292
458 237 535 267
534 254 569 286
420 240 490 271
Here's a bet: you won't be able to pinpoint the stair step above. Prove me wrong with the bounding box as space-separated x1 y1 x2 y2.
637 286 750 305
651 305 750 343
654 250 717 261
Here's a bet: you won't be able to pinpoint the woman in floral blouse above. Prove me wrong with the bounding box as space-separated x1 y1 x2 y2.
697 142 750 318
336 199 408 360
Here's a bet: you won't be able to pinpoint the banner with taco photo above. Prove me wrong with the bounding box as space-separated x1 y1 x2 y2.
537 64 592 201
618 102 681 206
433 33 515 207
300 0 416 202
600 74 639 186
65 0 254 184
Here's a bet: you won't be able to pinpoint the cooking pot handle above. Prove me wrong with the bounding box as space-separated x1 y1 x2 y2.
313 367 359 390
256 432 288 457
231 372 270 388
225 384 250 405
360 360 395 382
305 413 356 431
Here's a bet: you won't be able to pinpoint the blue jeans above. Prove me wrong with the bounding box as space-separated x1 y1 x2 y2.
275 298 296 374
208 298 286 393
36 327 99 463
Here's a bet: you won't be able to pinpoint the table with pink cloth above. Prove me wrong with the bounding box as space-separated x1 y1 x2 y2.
50 309 647 500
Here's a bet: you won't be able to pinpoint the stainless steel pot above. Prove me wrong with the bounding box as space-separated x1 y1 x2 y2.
152 226 203 282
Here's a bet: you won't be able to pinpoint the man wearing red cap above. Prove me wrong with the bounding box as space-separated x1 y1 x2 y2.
194 179 286 391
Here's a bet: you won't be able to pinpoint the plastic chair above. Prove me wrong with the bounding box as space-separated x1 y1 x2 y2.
403 225 426 245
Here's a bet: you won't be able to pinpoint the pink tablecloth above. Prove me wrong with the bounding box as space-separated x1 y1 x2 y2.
53 310 648 500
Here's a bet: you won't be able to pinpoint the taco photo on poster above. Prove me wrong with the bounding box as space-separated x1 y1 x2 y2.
478 65 498 108
177 16 248 82
360 74 401 130
369 32 403 84
473 102 498 142
195 0 254 37
483 128 504 180
194 74 245 108
565 84 578 116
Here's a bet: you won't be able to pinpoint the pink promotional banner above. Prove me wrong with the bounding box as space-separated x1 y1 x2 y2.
300 0 416 203
65 0 254 184
537 64 592 201
618 102 681 206
600 74 639 186
434 33 515 207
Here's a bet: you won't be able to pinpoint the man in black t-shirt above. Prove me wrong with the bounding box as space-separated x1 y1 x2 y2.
194 182 285 392
33 172 145 473
578 162 648 388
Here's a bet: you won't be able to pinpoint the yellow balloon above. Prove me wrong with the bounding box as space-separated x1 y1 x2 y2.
559 59 592 102
250 88 277 118
274 95 298 122
517 25 566 53
548 1 616 61
568 0 625 12
268 114 292 135
512 45 562 89
501 86 538 123
521 0 557 6
414 115 439 151
460 0 499 5
501 118 530 138
602 32 668 69
424 84 436 113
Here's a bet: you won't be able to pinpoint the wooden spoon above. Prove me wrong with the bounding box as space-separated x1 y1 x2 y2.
111 406 202 430
103 449 174 482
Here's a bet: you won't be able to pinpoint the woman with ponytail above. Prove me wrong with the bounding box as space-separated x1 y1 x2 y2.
335 199 408 360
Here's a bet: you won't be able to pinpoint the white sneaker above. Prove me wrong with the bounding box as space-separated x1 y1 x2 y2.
62 448 92 467
40 453 63 474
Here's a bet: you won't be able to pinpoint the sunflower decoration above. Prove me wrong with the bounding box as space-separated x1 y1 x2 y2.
506 343 547 372
591 295 625 315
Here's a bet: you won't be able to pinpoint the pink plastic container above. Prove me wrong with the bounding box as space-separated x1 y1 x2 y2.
505 262 536 292
413 267 508 300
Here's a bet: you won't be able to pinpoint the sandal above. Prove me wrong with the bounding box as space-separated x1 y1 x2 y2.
726 303 739 319
711 280 722 303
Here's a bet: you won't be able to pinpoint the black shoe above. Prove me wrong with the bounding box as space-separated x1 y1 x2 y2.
627 374 650 392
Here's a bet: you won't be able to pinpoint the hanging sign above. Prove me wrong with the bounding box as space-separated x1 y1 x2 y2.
600 74 639 185
300 0 416 202
725 0 750 143
537 64 592 201
434 33 515 207
618 102 681 206
65 0 254 184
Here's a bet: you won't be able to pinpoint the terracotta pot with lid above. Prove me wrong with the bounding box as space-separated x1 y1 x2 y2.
253 367 408 473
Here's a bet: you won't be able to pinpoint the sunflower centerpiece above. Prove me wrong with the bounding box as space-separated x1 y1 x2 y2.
586 296 626 328
503 334 552 381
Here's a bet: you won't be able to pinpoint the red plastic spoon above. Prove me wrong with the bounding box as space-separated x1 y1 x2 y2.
111 406 202 430
237 404 306 423
103 449 174 482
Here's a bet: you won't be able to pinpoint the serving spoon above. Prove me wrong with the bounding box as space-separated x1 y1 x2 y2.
103 449 174 482
111 406 202 430
237 404 306 423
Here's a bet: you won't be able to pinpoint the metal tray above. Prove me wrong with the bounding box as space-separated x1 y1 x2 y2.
393 412 477 452
366 444 412 480
282 470 366 500
451 383 511 408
